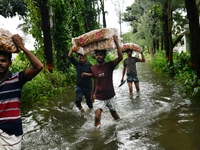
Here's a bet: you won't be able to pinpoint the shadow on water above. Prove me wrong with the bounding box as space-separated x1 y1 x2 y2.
21 61 200 150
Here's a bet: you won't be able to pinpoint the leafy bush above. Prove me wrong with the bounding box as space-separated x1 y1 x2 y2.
21 69 68 105
10 53 70 105
150 50 169 73
151 50 200 98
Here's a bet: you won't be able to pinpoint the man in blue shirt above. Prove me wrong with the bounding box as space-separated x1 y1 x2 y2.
68 47 93 112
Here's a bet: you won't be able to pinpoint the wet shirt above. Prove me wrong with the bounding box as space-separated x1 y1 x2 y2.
69 57 92 90
91 61 115 100
124 57 140 74
0 71 28 136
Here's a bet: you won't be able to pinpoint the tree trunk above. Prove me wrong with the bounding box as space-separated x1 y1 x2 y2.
185 0 200 78
156 39 159 50
153 38 156 55
100 0 106 27
162 1 169 59
39 0 53 72
161 35 164 50
167 0 173 76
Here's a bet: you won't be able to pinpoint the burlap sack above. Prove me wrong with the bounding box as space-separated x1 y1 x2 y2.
72 28 118 47
122 43 142 53
72 38 116 55
0 28 20 53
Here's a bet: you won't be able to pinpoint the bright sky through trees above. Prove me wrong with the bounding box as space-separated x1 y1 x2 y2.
104 0 135 33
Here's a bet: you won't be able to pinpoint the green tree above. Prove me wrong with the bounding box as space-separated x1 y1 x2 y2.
123 0 188 76
83 0 99 32
50 0 100 73
0 0 27 17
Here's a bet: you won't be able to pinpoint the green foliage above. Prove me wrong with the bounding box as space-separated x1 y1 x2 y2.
172 52 191 74
50 0 72 73
10 50 44 73
151 50 200 98
123 0 188 54
174 68 200 97
49 0 100 73
10 53 70 105
172 52 200 97
148 4 163 38
0 0 27 17
150 50 169 73
65 63 76 84
23 0 43 47
123 2 144 33
11 51 34 72
21 69 68 105
107 51 120 61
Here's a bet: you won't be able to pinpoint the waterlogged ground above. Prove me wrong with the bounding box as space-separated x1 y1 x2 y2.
21 61 200 150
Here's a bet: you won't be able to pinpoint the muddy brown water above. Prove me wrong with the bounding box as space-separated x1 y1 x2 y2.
21 61 200 150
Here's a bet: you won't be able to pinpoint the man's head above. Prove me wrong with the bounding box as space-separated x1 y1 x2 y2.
78 54 86 64
126 49 132 57
0 50 12 60
0 50 12 75
95 50 106 64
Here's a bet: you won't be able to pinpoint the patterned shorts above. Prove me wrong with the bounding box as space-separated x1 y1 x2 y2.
127 72 139 83
94 97 117 111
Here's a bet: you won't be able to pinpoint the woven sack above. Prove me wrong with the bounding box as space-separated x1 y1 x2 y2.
0 28 20 53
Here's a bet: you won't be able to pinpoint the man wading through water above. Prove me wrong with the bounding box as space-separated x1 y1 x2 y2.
121 49 145 96
68 47 93 112
91 34 123 127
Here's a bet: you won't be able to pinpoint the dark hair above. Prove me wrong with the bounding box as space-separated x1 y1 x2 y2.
126 49 132 53
95 50 107 56
77 53 84 56
0 50 12 60
77 53 86 58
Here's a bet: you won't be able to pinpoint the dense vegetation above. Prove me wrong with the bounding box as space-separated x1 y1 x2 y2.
150 50 200 98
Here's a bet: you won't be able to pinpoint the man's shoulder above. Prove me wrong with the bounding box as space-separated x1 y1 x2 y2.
8 71 19 77
124 57 131 62
9 71 25 78
91 64 97 68
128 57 137 60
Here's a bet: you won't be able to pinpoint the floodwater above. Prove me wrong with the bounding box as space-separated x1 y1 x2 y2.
21 61 200 150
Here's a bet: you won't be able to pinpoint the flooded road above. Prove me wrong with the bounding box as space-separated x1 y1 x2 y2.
21 61 200 150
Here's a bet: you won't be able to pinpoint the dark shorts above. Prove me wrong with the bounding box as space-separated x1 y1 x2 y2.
126 72 139 83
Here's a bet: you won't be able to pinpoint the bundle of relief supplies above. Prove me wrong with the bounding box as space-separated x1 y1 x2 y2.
122 43 142 53
72 28 119 55
0 28 20 53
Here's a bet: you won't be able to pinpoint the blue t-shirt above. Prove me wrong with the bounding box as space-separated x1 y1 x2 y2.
69 57 92 90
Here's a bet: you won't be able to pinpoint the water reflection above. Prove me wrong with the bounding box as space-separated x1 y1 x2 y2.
21 62 200 150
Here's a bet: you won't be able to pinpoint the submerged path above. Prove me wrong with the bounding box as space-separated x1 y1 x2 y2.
21 61 200 150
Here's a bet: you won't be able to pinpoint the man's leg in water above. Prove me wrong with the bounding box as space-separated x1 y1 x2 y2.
95 108 102 127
